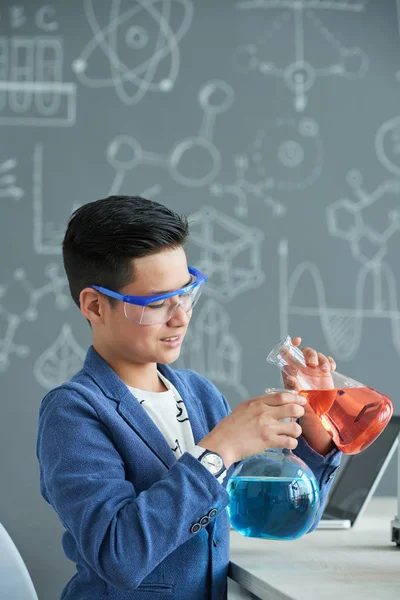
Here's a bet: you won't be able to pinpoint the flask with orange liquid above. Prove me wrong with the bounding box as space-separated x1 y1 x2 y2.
266 335 393 454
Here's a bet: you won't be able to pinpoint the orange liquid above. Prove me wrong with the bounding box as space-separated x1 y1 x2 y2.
299 387 393 454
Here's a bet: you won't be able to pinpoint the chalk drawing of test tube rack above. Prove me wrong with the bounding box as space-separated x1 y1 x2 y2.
0 36 76 126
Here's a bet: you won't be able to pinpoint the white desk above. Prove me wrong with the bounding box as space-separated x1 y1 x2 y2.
228 497 400 600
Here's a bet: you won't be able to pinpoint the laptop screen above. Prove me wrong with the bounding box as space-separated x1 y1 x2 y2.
323 415 400 523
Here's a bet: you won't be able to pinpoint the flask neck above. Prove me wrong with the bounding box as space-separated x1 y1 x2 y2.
267 335 305 369
266 335 310 389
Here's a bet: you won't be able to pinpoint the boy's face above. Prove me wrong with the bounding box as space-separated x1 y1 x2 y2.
91 246 194 366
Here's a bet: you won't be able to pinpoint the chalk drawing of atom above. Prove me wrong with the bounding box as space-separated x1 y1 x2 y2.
72 0 194 106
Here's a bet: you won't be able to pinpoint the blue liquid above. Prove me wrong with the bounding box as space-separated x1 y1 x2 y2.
227 476 319 540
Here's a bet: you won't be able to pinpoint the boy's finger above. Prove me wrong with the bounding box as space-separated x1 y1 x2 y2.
327 356 336 370
317 352 330 371
302 346 318 366
262 390 306 405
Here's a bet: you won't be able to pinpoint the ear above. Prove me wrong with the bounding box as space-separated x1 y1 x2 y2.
79 288 107 325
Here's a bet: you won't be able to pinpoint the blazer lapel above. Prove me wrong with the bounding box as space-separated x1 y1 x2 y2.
117 397 176 469
83 347 176 469
158 363 209 445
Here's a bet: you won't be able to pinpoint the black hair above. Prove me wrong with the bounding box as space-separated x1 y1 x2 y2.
62 195 189 308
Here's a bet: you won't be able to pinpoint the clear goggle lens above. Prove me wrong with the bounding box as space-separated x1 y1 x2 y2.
123 284 203 325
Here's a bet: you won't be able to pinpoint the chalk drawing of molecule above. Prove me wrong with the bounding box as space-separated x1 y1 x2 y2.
34 324 86 389
0 157 24 200
73 0 194 106
0 264 70 372
211 117 323 218
279 117 400 362
106 79 234 195
188 206 265 302
375 116 400 178
176 299 248 399
327 170 400 268
325 116 400 269
234 0 368 112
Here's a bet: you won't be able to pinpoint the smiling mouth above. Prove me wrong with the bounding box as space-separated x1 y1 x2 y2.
161 336 180 342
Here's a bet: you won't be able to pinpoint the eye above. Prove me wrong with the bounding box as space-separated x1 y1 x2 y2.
147 300 167 309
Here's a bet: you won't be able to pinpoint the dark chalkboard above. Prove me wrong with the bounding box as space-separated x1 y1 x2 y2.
1 2 399 598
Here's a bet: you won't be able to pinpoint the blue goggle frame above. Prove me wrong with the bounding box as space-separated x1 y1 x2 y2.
89 266 207 306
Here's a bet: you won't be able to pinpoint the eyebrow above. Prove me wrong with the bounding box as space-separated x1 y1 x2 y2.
148 275 193 296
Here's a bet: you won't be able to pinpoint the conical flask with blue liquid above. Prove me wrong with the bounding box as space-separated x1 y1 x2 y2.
227 389 320 541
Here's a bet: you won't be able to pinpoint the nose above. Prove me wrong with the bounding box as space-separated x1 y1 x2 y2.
167 301 191 327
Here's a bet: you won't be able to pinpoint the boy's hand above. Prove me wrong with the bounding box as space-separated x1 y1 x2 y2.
283 336 337 456
198 390 306 470
282 336 336 392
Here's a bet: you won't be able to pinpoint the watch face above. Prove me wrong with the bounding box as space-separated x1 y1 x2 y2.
201 453 224 475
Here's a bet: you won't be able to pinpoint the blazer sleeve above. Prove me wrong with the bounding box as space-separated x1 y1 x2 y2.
293 436 342 531
36 388 230 591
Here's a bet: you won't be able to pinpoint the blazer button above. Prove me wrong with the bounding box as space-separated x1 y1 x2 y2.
190 522 201 534
200 516 209 526
208 508 218 519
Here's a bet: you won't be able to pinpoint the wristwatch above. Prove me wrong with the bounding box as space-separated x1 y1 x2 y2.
197 449 226 478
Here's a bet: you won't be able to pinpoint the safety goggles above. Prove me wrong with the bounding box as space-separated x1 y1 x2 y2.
90 266 207 325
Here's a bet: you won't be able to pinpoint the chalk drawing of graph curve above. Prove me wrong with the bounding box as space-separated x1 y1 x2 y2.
34 324 86 389
279 239 400 361
189 206 265 302
176 299 248 399
73 0 194 106
234 0 368 112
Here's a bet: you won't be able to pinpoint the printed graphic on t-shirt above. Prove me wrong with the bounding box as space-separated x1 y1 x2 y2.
175 398 189 423
128 375 196 459
172 398 190 455
171 438 182 455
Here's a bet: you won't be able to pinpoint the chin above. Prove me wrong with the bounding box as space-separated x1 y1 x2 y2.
159 347 182 365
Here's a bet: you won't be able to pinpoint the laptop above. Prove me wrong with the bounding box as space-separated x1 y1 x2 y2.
317 414 400 529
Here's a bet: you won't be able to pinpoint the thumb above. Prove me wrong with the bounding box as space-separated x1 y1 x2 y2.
291 336 302 347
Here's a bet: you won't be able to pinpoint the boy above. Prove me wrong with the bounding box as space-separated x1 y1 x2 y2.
36 195 341 600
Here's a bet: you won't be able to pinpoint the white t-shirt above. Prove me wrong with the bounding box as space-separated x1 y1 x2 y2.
127 371 226 484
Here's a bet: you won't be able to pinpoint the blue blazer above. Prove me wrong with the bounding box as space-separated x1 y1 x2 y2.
36 346 341 600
